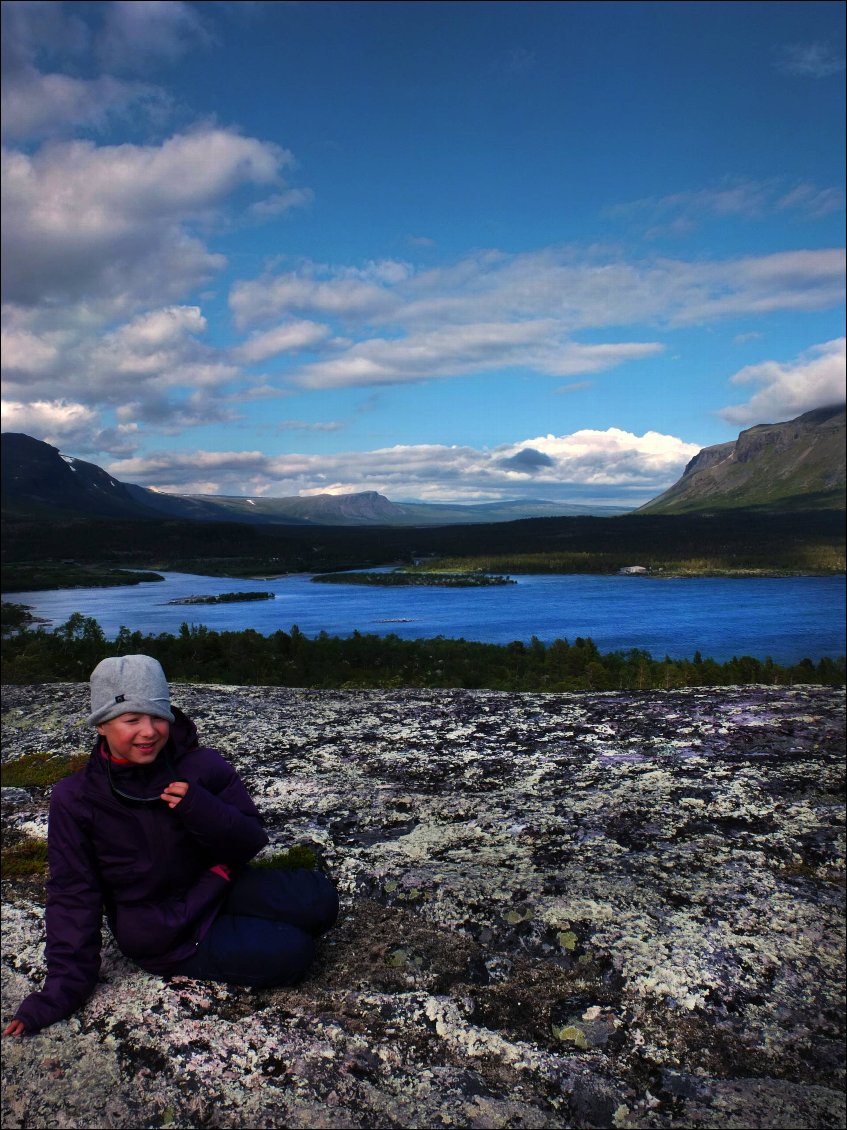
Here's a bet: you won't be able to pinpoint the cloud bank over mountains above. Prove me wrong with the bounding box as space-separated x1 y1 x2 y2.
1 2 844 503
106 427 701 503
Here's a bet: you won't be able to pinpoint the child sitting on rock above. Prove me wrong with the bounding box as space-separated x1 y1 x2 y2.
4 654 338 1036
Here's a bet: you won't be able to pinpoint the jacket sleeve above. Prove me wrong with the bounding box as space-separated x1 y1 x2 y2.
172 749 268 865
14 782 103 1034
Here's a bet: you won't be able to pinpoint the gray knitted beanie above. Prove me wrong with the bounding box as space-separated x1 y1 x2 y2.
88 655 175 727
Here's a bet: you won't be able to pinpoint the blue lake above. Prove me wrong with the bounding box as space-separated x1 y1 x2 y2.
7 571 845 664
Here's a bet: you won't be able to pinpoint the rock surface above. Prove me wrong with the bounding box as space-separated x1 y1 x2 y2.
2 683 845 1129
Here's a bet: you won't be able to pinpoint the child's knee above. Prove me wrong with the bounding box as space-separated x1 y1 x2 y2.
314 874 339 934
281 867 339 935
275 927 316 985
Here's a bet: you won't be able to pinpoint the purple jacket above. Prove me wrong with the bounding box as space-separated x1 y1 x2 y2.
14 708 268 1033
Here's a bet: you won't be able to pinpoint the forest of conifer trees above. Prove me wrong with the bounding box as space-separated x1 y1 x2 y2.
2 612 842 691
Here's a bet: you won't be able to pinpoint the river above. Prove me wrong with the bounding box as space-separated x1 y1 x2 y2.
7 571 845 664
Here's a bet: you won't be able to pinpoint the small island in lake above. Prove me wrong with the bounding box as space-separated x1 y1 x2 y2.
165 591 275 605
312 571 516 587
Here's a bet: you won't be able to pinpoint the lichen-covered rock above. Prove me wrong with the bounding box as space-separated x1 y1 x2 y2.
2 684 845 1129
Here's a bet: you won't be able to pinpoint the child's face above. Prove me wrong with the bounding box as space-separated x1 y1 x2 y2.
97 713 170 764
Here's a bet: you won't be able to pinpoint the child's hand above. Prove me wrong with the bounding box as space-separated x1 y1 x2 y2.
3 1019 26 1037
161 781 190 809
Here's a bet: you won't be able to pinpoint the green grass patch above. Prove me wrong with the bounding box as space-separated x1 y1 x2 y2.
423 545 846 576
250 845 318 871
1 751 89 787
1 835 48 878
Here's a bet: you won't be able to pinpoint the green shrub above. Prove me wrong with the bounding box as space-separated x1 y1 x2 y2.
1 751 88 788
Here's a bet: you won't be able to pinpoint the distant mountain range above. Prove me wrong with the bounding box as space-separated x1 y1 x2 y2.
639 404 845 513
0 433 625 526
2 404 843 528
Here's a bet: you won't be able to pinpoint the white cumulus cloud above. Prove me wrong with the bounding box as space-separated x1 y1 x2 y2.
719 338 846 425
292 322 663 390
234 321 331 365
230 270 399 329
1 323 61 374
0 398 139 456
0 0 166 139
2 127 298 315
2 398 98 434
96 0 212 72
228 245 844 393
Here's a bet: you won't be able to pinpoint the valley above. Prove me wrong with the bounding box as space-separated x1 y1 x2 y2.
2 507 843 594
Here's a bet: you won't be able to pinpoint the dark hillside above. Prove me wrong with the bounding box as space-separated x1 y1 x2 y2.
2 507 844 588
0 433 275 525
0 433 158 520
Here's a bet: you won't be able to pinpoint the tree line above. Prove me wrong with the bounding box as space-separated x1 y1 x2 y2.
2 613 843 691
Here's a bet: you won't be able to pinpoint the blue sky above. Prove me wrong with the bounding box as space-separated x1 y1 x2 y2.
2 1 844 506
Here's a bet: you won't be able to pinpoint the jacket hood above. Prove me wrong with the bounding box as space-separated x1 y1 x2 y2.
166 706 200 760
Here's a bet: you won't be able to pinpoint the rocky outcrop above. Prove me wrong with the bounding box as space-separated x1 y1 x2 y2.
678 441 736 478
2 683 845 1129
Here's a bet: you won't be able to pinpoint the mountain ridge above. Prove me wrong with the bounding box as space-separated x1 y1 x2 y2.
638 404 845 514
3 403 843 529
0 433 625 526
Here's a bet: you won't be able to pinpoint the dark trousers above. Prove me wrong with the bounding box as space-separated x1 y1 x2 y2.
173 868 339 987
